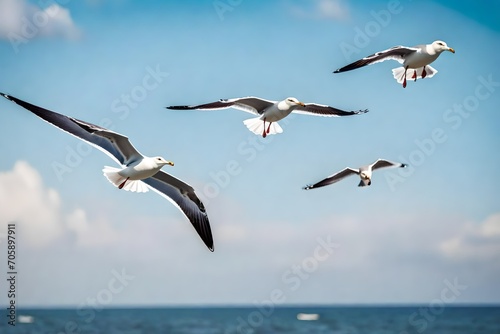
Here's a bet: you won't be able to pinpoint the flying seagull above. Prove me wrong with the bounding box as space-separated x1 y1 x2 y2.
167 97 368 138
304 159 407 189
334 40 455 88
0 93 214 251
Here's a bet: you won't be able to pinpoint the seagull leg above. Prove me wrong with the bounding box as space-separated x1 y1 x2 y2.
412 69 417 81
402 66 408 88
118 177 129 189
262 118 267 138
422 66 427 79
266 121 272 134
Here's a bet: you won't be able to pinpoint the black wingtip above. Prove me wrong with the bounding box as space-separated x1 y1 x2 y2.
333 69 340 74
303 185 312 190
208 246 214 252
166 105 191 110
354 109 369 115
0 92 11 100
401 163 408 168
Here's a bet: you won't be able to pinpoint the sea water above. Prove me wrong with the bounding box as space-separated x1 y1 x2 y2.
1 306 499 334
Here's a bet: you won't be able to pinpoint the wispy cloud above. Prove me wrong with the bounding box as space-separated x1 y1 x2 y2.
440 213 500 261
288 0 349 21
0 0 81 41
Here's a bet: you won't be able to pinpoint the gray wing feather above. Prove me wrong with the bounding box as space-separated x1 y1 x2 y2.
143 172 214 251
70 118 142 166
294 103 368 117
1 93 142 166
334 46 419 73
303 168 359 190
167 96 275 116
371 159 406 171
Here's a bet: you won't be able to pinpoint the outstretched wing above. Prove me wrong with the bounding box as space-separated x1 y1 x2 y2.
371 159 407 171
167 96 275 115
293 103 368 117
143 171 214 252
303 168 359 190
334 46 419 73
1 93 142 166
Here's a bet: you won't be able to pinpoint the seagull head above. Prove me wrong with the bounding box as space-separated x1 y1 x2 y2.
284 97 305 107
153 156 174 167
432 40 455 54
359 172 371 186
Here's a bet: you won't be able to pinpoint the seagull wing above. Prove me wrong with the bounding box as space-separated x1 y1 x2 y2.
167 96 275 116
143 171 214 251
1 93 142 166
293 103 368 117
334 46 419 73
370 159 407 171
303 168 359 190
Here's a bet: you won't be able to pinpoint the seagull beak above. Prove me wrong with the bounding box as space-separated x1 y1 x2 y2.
297 101 306 107
448 47 455 53
166 161 174 166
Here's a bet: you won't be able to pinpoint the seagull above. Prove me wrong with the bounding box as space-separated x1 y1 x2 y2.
167 97 368 138
334 40 455 88
0 93 214 251
303 159 407 189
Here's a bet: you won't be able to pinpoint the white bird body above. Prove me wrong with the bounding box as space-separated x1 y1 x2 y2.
103 156 174 193
262 100 297 121
403 45 440 68
117 157 169 180
358 166 373 187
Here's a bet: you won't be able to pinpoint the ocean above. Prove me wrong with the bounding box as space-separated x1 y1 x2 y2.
1 306 499 333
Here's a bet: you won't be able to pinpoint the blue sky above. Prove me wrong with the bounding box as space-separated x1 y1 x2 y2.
0 0 499 309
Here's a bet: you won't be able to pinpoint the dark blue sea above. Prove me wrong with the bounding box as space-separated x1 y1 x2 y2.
1 306 499 334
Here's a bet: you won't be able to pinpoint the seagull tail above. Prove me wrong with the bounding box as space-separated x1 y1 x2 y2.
102 166 149 193
392 66 438 84
420 65 438 79
391 67 407 84
268 122 283 135
358 179 370 187
243 117 283 136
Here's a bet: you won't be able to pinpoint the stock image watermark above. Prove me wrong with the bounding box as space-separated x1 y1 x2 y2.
213 0 243 21
385 74 499 191
201 115 296 203
50 64 169 182
338 0 407 61
5 222 17 326
230 235 339 334
400 277 468 334
58 268 135 334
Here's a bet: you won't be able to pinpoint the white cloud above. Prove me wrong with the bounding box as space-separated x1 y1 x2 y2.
440 213 500 261
0 0 81 41
288 0 349 21
0 161 65 247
